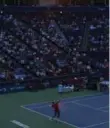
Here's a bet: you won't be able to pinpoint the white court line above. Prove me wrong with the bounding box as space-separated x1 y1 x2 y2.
82 121 109 128
72 95 108 102
21 105 80 128
23 93 103 107
25 100 73 109
102 110 109 112
29 102 109 113
23 95 108 110
72 102 108 113
10 120 30 128
98 106 109 109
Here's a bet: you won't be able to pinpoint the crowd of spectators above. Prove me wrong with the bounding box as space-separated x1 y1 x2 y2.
88 14 109 51
0 10 109 83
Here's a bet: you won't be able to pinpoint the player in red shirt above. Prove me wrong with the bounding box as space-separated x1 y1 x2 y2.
50 100 60 120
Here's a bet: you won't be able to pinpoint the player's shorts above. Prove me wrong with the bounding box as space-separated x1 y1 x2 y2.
54 110 60 118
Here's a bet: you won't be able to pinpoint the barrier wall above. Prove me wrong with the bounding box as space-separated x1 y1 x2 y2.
0 72 101 94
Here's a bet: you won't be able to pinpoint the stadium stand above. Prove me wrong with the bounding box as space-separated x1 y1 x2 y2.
0 6 109 92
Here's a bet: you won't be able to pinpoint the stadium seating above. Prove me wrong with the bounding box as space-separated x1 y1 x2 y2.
0 6 108 88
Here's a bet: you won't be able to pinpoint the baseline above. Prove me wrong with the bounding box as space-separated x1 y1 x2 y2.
81 121 109 128
22 93 103 107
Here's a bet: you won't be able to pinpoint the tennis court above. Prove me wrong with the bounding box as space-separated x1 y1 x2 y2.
22 93 109 128
0 89 109 128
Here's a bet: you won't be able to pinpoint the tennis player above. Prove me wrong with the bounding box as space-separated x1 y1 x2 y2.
50 100 60 120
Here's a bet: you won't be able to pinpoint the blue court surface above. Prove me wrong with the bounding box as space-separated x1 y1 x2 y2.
22 94 109 128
